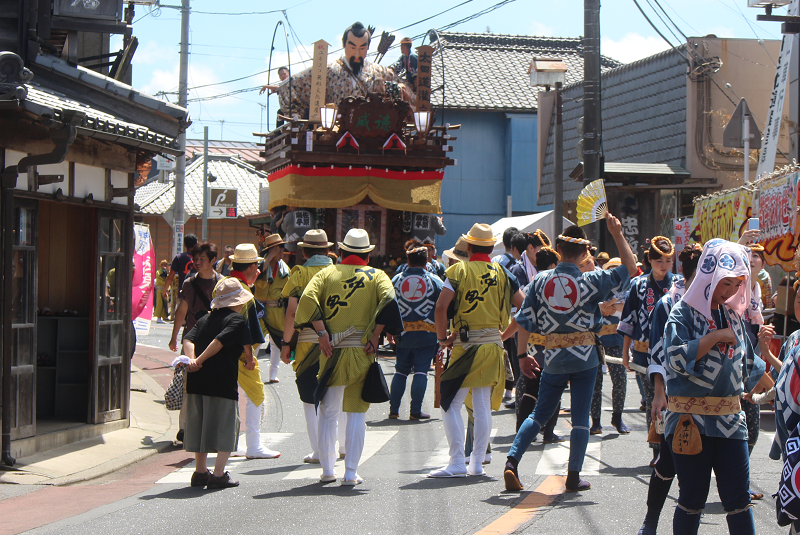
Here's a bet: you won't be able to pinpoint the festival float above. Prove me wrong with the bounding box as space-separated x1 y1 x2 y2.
254 23 458 267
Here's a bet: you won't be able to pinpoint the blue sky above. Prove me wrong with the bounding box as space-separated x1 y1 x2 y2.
116 0 789 142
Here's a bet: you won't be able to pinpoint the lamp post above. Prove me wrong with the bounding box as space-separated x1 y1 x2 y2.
530 57 567 234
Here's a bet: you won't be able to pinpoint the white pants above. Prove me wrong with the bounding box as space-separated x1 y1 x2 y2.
442 386 492 473
317 386 364 480
269 342 281 381
245 397 265 454
303 403 319 457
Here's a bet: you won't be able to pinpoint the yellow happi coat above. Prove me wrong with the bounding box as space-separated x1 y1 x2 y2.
443 258 514 411
212 277 265 406
253 259 290 343
282 257 332 376
295 262 396 413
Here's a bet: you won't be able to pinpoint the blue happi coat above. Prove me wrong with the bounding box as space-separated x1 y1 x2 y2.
663 299 765 440
515 262 631 375
391 266 443 348
619 271 682 368
773 330 800 459
648 278 686 384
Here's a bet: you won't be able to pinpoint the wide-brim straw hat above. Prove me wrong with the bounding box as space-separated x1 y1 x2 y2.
604 257 622 269
298 229 333 249
260 233 285 251
338 228 375 253
210 278 252 309
596 252 610 261
443 237 470 263
231 243 263 263
462 223 497 246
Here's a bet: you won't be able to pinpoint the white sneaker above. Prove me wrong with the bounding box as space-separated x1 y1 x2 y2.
246 447 281 459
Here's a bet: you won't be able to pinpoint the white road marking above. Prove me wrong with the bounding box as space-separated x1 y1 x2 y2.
423 428 497 469
282 430 398 480
535 438 601 476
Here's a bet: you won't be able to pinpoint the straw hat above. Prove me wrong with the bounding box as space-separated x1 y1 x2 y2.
400 37 413 45
210 278 253 309
462 223 497 246
231 243 263 263
596 251 610 261
298 229 333 249
260 233 285 251
443 237 470 263
338 228 375 253
604 257 622 269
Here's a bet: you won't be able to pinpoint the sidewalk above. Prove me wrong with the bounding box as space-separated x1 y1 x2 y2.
0 345 179 486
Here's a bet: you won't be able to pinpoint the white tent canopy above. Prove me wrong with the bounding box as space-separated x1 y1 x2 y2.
489 211 574 257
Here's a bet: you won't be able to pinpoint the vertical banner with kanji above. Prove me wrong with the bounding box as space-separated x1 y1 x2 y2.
309 39 329 123
133 223 155 336
753 171 799 270
672 217 693 273
415 45 433 112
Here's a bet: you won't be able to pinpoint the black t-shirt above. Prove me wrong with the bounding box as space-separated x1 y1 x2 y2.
184 308 246 400
171 252 194 289
179 273 223 337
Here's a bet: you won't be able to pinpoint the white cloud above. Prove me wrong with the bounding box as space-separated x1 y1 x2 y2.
601 32 671 64
529 21 555 37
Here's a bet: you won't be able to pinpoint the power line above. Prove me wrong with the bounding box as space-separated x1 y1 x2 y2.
631 0 691 65
649 0 688 41
190 0 312 16
645 0 685 45
183 0 516 92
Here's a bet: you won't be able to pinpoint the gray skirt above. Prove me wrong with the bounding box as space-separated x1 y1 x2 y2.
184 394 240 453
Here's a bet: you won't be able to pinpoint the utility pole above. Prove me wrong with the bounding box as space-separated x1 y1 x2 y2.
202 126 209 241
173 0 190 257
583 0 602 184
554 81 563 235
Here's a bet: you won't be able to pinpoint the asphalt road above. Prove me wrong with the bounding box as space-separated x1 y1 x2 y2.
3 322 787 534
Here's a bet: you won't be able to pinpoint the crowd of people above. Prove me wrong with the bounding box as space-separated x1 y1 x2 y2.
157 214 800 535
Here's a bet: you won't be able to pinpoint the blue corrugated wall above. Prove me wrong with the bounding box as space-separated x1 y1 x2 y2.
437 110 544 253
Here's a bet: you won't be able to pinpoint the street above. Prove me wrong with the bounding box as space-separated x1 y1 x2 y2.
0 322 784 534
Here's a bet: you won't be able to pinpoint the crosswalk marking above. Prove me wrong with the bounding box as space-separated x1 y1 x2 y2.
282 430 398 480
155 433 293 484
535 438 601 476
423 429 498 469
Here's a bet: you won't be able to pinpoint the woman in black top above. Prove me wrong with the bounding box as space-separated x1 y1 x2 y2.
183 278 250 489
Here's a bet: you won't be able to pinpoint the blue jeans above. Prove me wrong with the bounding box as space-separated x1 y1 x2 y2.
389 344 437 415
508 366 597 472
669 434 754 535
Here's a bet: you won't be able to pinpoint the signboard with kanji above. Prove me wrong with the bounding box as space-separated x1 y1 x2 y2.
338 96 409 139
415 45 434 112
309 40 330 123
209 188 238 219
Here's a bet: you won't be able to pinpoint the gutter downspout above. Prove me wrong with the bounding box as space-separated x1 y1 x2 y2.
1 120 77 467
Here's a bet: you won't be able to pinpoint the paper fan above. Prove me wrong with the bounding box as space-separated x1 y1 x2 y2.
576 179 608 226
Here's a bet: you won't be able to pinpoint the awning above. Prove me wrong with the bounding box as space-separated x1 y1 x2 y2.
267 165 443 213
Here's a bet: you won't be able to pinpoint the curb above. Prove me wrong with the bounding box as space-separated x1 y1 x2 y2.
49 365 181 487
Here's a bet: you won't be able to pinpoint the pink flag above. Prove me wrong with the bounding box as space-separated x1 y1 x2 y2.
133 223 155 335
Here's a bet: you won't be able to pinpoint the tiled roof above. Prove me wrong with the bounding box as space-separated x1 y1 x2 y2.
430 32 623 111
23 83 182 155
135 154 269 216
538 47 688 205
185 140 262 165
